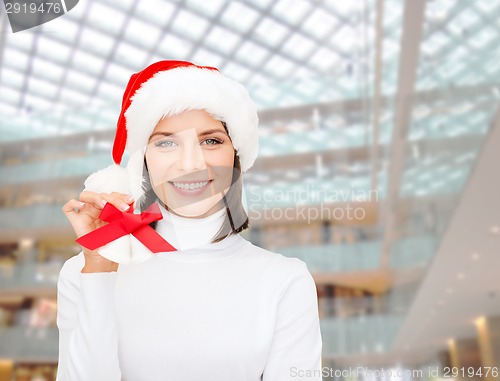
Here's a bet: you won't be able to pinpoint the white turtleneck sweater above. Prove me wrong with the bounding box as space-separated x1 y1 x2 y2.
56 204 323 381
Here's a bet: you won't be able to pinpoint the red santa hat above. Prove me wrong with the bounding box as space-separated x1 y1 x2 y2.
83 60 259 208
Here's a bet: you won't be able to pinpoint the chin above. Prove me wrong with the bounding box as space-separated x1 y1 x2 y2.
170 197 224 218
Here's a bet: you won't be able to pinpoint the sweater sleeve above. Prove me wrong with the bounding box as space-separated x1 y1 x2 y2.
55 252 122 381
262 259 323 381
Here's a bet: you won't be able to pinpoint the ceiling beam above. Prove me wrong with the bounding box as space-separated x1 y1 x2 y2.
380 0 426 269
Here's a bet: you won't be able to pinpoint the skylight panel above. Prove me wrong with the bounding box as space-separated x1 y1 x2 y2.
271 0 312 25
253 84 280 104
3 48 30 73
221 2 260 33
135 0 176 27
263 55 295 79
0 87 22 106
485 58 500 76
293 66 316 80
310 47 340 72
247 72 271 87
96 81 123 103
123 19 162 50
48 16 79 45
157 34 193 59
115 41 148 68
281 33 316 61
72 51 106 76
0 103 17 116
470 27 496 50
249 0 275 10
65 113 91 130
103 62 133 87
331 1 358 18
448 6 480 29
88 2 126 36
31 57 64 84
5 33 34 53
223 62 253 83
334 25 360 54
205 26 241 54
66 69 96 93
186 0 225 18
302 9 338 39
171 9 210 40
79 28 115 56
421 32 448 56
254 18 289 47
64 0 89 21
0 67 23 88
28 77 58 99
24 93 53 111
235 41 269 67
37 36 71 64
475 0 499 13
296 80 321 98
102 0 135 13
191 48 225 68
382 38 399 62
60 87 90 107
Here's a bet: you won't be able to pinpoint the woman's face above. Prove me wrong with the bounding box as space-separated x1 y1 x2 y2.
145 109 235 218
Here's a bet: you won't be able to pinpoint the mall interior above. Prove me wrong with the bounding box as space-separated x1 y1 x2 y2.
0 0 500 380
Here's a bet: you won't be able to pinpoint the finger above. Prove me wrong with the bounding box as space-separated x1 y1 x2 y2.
101 193 134 212
79 191 108 210
62 199 86 214
110 192 135 205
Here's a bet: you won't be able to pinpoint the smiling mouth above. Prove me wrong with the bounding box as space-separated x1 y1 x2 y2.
169 180 213 190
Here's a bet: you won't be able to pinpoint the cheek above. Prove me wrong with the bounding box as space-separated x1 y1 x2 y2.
145 153 176 183
204 146 235 167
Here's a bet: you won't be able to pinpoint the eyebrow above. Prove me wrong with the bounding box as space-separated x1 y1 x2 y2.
148 128 228 142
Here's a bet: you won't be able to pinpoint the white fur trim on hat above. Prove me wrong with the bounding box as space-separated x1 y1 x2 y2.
124 65 259 172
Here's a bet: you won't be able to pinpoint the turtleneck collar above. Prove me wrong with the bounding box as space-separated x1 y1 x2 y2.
155 202 246 258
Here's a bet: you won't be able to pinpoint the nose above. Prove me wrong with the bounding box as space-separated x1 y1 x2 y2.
178 140 206 173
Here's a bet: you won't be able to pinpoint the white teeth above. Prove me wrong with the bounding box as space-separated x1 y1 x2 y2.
172 181 209 190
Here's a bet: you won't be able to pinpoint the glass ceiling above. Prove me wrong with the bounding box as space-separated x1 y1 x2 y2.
0 0 404 120
0 0 497 195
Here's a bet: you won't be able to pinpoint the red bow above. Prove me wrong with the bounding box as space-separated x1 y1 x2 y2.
76 202 177 253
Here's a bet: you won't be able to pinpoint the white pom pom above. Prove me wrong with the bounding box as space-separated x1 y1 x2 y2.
83 164 131 195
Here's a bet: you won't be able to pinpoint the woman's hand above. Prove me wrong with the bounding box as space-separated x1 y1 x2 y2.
62 191 134 272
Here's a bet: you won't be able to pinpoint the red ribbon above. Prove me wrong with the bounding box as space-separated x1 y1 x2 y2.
76 201 177 253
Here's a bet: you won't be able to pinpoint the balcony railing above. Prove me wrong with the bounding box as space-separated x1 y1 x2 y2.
277 235 437 272
0 326 58 360
0 262 61 289
320 314 404 354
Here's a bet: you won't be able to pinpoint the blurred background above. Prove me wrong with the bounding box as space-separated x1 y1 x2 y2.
0 0 499 380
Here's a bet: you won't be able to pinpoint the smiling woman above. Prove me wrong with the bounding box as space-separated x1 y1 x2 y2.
145 109 235 218
57 60 323 381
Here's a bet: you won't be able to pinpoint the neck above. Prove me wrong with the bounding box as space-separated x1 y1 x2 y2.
156 202 228 251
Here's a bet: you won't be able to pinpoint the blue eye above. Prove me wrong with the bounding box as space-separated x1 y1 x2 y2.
203 138 223 146
155 140 176 148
